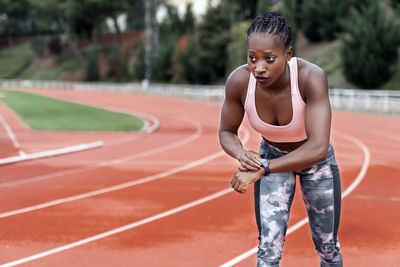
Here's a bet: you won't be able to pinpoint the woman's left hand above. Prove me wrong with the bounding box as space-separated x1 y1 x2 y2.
231 169 264 194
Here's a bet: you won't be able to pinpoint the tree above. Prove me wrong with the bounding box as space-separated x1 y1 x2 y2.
256 0 271 15
29 0 85 66
183 3 195 34
151 36 174 82
224 0 258 20
62 0 109 41
391 0 400 15
132 41 146 80
280 0 298 54
0 0 31 46
176 36 200 84
340 0 400 88
158 4 183 40
195 3 231 84
301 0 347 42
227 21 250 73
126 0 145 30
101 1 130 35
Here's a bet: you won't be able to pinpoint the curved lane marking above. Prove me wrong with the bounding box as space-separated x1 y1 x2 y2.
218 133 371 267
0 128 251 266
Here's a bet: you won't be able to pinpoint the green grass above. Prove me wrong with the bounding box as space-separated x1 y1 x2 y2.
17 66 62 80
0 42 35 79
59 56 81 71
17 54 83 80
0 90 145 131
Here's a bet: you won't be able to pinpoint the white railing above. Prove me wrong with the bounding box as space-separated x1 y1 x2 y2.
329 88 400 113
1 79 399 113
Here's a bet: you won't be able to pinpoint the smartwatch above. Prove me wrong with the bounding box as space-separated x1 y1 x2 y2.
259 159 270 176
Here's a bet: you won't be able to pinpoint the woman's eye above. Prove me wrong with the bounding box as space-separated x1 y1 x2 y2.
248 56 256 62
266 56 275 63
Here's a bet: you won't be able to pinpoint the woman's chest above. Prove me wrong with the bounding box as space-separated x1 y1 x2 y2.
254 86 294 126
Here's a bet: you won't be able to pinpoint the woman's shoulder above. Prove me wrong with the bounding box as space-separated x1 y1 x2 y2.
225 64 251 100
296 57 327 81
226 64 251 88
295 57 328 98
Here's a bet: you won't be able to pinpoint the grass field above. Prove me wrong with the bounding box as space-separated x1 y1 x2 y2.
0 90 145 131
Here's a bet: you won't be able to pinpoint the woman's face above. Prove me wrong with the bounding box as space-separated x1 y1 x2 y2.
247 33 292 88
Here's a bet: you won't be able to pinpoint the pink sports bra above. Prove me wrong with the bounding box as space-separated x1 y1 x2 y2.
244 57 307 143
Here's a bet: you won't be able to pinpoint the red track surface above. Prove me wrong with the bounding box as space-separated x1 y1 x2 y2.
0 89 399 267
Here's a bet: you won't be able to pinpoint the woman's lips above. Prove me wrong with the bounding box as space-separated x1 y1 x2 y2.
255 76 270 83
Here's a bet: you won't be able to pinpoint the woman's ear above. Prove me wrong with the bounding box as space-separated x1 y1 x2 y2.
286 46 293 62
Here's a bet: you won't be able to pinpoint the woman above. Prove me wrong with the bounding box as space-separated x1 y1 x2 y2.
218 12 343 267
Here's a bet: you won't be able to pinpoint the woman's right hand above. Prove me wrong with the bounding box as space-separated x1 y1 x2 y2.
238 150 261 172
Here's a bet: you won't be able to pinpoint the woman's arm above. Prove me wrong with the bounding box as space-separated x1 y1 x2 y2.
218 66 262 172
268 63 331 173
231 63 332 193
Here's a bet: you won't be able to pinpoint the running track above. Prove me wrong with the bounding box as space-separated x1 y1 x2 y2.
0 89 399 267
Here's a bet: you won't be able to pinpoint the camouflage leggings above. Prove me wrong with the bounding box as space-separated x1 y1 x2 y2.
254 140 343 267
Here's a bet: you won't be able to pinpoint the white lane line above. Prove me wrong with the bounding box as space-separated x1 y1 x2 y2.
0 188 234 267
0 141 103 165
0 127 250 218
340 134 370 198
0 127 252 266
219 133 371 267
111 107 159 134
0 112 21 149
0 118 202 188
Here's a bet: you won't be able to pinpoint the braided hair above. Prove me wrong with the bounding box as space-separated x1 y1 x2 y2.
246 12 292 49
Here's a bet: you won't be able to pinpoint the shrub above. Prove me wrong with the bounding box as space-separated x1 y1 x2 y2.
47 36 63 55
107 45 130 82
340 0 400 88
31 37 47 58
151 36 175 82
85 45 101 81
132 41 146 81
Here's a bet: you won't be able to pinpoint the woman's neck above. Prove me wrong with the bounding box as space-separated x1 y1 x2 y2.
266 62 290 92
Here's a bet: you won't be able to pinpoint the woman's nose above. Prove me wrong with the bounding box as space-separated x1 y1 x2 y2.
255 62 266 74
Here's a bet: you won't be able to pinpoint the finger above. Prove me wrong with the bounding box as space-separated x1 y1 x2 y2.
238 165 248 172
243 155 261 169
238 181 248 193
233 179 241 192
250 156 262 167
230 176 236 187
244 160 260 172
249 151 261 160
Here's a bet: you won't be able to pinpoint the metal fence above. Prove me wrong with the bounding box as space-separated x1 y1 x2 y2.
1 79 399 114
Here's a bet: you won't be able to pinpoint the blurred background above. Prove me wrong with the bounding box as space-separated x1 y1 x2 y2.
0 0 399 89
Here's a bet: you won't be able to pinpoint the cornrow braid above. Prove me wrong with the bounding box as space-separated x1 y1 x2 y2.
246 12 292 49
